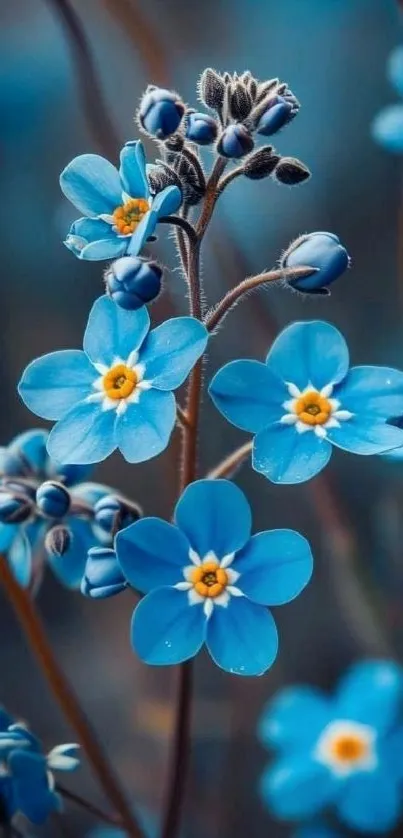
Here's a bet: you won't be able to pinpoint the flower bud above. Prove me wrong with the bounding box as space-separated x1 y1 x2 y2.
0 493 33 524
36 481 71 519
217 124 254 159
0 448 26 478
229 82 253 121
256 95 294 136
282 232 350 294
106 257 162 311
138 86 185 139
45 525 72 558
198 68 225 113
81 547 126 599
185 112 218 146
94 494 141 536
243 146 280 180
274 157 311 186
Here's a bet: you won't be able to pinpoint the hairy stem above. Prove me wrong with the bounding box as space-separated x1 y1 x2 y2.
196 158 227 239
216 166 244 194
160 662 193 838
57 784 122 828
207 441 252 480
159 216 198 248
0 556 143 838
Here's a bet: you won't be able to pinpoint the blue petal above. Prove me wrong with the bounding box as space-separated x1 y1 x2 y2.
67 216 117 245
116 518 190 592
259 686 332 750
140 318 208 390
338 771 401 833
119 141 149 199
266 321 349 390
49 517 96 588
18 351 95 421
9 429 49 474
334 366 403 417
382 727 403 781
372 105 403 154
326 416 403 455
8 528 32 587
235 530 313 605
262 755 336 820
83 295 150 367
388 46 403 97
0 523 19 552
60 154 121 216
131 587 206 665
206 597 278 676
127 211 158 257
152 185 182 217
253 423 332 484
115 389 176 463
174 479 251 558
209 360 287 433
9 750 58 825
335 660 403 734
78 237 129 261
47 401 116 465
293 825 342 838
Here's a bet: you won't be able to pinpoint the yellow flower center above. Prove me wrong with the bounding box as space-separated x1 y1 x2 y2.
295 389 332 426
330 733 369 765
103 364 138 400
112 198 149 235
190 560 228 598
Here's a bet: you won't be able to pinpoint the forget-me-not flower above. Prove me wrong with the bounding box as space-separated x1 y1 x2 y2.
115 479 313 676
259 660 403 833
372 46 403 154
18 296 208 466
209 321 403 484
60 141 182 260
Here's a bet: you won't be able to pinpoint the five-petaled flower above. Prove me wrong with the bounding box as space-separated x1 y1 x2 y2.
115 479 313 676
209 320 403 484
18 296 208 465
259 660 403 833
60 141 182 260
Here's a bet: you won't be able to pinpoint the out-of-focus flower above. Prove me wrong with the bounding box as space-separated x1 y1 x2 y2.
259 660 403 833
372 46 403 153
60 141 182 261
0 706 79 825
282 232 350 295
0 430 112 588
81 547 127 599
105 257 162 311
115 479 313 676
209 321 403 484
19 296 208 466
138 86 185 139
292 825 343 838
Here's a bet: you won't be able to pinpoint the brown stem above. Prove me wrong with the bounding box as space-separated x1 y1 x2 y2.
0 555 143 838
216 166 244 194
161 663 193 838
176 405 191 429
205 266 316 333
57 784 122 828
196 158 227 239
207 441 252 480
159 216 198 248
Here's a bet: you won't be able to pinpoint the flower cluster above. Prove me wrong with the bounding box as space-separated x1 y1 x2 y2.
0 706 79 826
372 46 403 153
259 661 403 833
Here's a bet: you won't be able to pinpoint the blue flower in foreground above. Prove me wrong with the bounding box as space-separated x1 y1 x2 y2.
19 296 208 466
0 430 111 588
259 660 403 833
372 46 403 153
292 825 343 838
0 707 79 825
60 141 182 261
209 320 403 484
115 479 313 676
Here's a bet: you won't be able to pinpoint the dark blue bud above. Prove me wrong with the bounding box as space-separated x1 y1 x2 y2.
283 232 350 294
185 112 218 145
139 86 185 139
0 492 33 524
256 95 294 136
36 481 71 518
0 448 26 478
53 462 92 488
94 494 141 536
45 525 72 557
106 257 162 311
217 124 254 159
81 547 126 599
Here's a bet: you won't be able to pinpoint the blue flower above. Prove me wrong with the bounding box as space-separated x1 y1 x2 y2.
259 660 403 833
209 320 403 484
60 141 182 261
19 296 208 466
115 479 313 676
372 46 403 153
292 825 343 838
0 707 79 825
0 429 112 589
282 232 350 295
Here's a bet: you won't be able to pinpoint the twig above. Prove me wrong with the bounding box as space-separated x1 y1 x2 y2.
216 166 244 194
159 217 198 248
57 784 122 827
207 441 252 480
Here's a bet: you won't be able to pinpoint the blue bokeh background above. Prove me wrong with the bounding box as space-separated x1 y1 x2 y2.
1 1 403 836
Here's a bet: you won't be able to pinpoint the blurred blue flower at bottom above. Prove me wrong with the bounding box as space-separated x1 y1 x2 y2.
293 825 343 838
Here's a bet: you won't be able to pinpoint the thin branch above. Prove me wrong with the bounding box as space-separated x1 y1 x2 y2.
207 441 252 480
161 662 193 838
176 406 191 429
57 784 121 828
216 166 244 195
159 216 198 248
196 158 227 239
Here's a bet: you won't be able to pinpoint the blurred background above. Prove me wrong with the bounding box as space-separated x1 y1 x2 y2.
1 0 403 835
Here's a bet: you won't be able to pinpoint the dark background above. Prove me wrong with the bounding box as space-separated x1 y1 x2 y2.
1 1 403 836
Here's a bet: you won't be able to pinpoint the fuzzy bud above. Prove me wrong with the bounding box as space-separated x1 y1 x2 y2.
229 82 253 121
36 481 71 519
94 494 141 537
199 68 225 113
185 111 218 145
81 547 126 599
106 257 162 311
256 95 295 137
217 124 254 159
274 157 311 186
243 146 280 179
0 492 33 524
282 232 350 295
138 86 185 139
45 525 72 558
